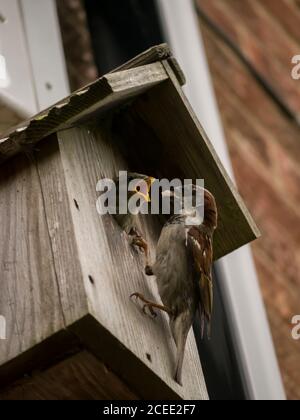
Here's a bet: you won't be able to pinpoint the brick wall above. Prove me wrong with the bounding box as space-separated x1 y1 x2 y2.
197 0 300 400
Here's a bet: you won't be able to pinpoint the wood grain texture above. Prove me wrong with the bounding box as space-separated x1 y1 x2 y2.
57 125 208 400
0 350 138 400
111 43 186 86
111 43 171 73
35 136 88 325
0 153 65 372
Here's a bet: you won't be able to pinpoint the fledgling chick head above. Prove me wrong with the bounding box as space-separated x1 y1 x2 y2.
115 172 156 204
128 172 156 203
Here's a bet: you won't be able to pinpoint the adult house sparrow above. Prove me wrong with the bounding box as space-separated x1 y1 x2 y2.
132 185 218 385
113 172 155 265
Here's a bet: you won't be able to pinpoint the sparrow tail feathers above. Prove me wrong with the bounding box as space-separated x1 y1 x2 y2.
170 313 190 386
200 274 213 339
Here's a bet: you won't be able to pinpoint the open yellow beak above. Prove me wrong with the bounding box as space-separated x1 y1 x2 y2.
135 177 156 203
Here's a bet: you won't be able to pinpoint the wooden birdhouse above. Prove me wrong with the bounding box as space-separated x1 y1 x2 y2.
0 45 259 400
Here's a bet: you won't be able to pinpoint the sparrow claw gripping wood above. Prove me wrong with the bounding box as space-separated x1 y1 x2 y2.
143 304 157 318
130 231 149 266
130 293 171 318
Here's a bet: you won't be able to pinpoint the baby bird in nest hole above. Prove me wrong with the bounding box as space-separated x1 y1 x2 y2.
113 172 155 266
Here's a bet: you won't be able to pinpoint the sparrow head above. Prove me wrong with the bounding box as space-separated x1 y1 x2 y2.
161 184 218 229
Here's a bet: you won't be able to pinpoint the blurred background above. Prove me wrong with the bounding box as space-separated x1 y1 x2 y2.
0 0 299 400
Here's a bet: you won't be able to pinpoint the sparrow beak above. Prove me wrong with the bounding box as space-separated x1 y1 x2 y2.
147 176 156 188
135 176 156 203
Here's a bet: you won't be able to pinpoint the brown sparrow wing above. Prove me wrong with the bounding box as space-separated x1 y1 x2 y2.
187 226 214 338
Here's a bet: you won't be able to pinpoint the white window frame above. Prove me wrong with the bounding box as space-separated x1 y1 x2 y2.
0 0 37 117
0 0 69 118
19 0 69 111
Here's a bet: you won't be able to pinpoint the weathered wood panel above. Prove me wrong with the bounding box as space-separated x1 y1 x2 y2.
111 43 172 74
36 136 88 325
0 153 65 372
0 350 138 400
57 125 208 400
111 43 186 86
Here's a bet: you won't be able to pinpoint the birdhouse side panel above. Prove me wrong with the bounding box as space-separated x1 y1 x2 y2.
0 152 66 375
35 135 88 326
